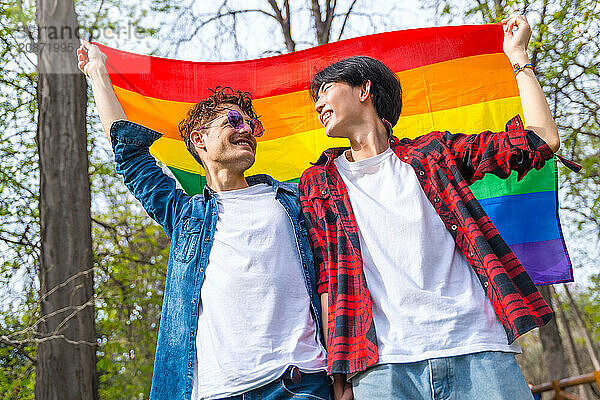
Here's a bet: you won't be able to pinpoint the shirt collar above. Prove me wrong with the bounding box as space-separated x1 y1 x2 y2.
201 173 293 200
314 135 401 166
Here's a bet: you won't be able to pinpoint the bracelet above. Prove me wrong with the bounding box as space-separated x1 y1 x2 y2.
513 63 534 75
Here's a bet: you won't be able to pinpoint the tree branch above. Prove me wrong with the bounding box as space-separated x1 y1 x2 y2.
266 0 295 52
0 335 36 364
530 0 549 69
337 0 359 41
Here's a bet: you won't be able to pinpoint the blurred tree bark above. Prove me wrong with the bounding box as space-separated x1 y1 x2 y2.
539 285 569 380
35 0 97 398
564 284 600 371
555 293 591 399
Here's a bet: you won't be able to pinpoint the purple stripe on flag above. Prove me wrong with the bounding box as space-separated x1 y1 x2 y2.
511 239 574 285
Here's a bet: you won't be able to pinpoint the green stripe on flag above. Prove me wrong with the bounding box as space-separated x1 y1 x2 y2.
170 166 300 195
171 158 556 199
169 167 207 195
469 158 556 200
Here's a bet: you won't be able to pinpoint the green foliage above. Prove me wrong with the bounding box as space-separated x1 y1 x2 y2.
93 199 169 400
0 0 39 283
0 302 36 400
1 0 593 397
576 275 600 342
0 343 35 400
80 1 178 396
0 0 176 398
0 1 39 397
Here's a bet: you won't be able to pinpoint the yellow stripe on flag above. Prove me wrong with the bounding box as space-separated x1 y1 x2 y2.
150 96 522 181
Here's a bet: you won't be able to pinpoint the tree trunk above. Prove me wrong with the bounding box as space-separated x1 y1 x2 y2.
538 285 569 381
555 293 592 399
266 0 295 52
493 0 504 19
310 0 334 45
35 1 97 399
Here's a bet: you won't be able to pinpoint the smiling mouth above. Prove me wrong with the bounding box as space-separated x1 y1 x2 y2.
232 138 255 151
321 110 333 126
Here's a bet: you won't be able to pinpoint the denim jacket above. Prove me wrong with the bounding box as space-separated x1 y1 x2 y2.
110 120 324 400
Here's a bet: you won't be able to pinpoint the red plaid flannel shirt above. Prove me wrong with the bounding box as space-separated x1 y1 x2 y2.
299 115 554 375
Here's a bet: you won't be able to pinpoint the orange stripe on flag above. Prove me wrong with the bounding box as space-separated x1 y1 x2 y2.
116 53 518 142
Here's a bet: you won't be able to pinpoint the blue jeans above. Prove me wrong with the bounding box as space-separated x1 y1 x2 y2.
219 371 330 400
352 351 533 400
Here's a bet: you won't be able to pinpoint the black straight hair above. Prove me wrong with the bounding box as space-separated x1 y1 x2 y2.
309 56 403 127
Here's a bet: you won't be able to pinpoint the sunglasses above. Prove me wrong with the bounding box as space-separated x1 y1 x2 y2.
201 109 264 137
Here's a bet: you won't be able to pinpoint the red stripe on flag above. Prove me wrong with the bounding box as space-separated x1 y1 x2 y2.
98 24 503 102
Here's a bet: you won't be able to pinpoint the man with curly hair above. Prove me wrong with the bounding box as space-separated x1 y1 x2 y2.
77 41 328 400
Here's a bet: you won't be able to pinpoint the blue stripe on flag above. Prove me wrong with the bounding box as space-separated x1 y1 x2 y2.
478 191 560 245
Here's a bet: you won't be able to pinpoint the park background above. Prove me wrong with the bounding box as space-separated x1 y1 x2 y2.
0 0 598 399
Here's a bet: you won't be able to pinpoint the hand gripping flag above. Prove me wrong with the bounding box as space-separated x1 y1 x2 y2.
98 24 574 285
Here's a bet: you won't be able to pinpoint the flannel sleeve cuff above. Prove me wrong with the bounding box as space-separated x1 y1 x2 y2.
317 278 328 296
505 115 555 181
110 120 163 150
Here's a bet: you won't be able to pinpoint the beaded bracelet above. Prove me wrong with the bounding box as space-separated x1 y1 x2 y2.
513 63 534 75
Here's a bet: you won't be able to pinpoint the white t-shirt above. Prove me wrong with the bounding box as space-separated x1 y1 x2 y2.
191 184 326 400
334 148 519 364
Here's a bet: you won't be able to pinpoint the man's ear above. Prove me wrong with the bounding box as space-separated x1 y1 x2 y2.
189 130 206 151
359 80 372 102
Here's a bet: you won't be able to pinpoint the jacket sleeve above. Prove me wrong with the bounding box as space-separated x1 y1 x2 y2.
440 115 555 185
299 173 329 296
110 120 191 238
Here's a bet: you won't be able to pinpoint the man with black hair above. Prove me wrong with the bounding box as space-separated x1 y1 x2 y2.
77 41 329 400
299 15 570 400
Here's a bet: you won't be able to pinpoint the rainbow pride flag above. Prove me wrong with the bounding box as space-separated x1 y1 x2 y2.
98 24 573 285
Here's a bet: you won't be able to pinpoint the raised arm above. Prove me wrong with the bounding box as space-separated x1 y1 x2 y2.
77 40 127 138
77 41 191 237
437 15 563 184
503 14 560 152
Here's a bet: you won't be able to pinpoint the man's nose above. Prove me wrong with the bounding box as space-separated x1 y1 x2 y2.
238 120 252 134
315 96 325 114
